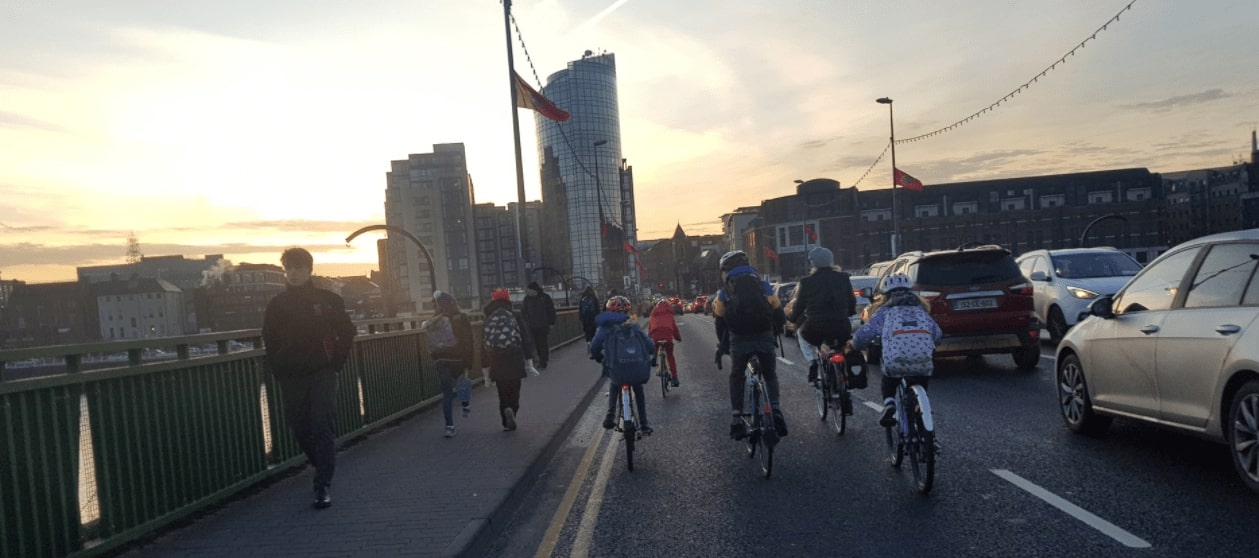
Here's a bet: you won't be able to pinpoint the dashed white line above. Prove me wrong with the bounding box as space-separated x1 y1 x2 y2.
991 469 1151 549
863 400 883 412
777 357 795 366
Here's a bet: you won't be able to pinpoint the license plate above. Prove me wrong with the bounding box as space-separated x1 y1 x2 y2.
952 298 997 311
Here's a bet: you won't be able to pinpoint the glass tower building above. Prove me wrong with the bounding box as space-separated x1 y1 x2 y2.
535 51 636 291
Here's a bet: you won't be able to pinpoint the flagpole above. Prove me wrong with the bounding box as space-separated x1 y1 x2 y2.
877 97 899 257
503 0 531 284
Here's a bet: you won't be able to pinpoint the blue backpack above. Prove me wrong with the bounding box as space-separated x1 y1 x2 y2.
604 323 652 385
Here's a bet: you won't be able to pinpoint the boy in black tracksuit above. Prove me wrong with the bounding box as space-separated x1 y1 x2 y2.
262 248 356 509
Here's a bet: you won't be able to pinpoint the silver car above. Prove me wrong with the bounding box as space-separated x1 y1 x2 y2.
1055 228 1259 494
1017 248 1143 343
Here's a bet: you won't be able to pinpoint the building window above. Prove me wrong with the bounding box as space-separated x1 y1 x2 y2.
1088 191 1113 204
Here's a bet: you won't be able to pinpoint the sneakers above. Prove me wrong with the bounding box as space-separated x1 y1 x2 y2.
312 485 332 509
807 362 818 383
444 425 455 438
503 408 517 431
602 412 615 430
670 377 680 387
729 418 749 440
461 403 471 416
640 424 654 435
772 409 789 437
879 402 897 427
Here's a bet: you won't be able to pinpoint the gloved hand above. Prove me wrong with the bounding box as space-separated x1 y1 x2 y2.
592 355 603 364
714 347 724 370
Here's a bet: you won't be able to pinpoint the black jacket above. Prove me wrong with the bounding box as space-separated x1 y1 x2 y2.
262 283 356 378
521 292 556 329
788 268 857 325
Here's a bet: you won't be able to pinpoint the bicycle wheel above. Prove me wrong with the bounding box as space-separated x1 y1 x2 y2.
624 421 636 472
759 426 774 479
906 414 934 493
746 389 760 458
831 381 848 435
659 363 669 399
886 418 904 467
622 389 637 472
815 371 829 420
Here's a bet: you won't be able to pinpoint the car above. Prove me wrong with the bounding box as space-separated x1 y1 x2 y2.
849 274 879 323
772 281 797 304
1056 228 1259 494
863 245 1040 370
1016 248 1142 343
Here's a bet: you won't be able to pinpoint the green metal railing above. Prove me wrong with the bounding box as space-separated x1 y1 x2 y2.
0 310 582 558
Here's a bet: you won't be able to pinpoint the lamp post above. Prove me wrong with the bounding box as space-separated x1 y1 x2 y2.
593 139 609 289
1079 214 1129 248
876 97 900 257
346 224 437 315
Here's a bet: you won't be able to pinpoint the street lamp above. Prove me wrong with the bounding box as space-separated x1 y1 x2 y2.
346 224 437 315
1079 214 1129 248
593 139 609 289
876 97 900 257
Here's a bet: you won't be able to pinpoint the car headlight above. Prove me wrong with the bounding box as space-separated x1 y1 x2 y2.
1067 286 1099 299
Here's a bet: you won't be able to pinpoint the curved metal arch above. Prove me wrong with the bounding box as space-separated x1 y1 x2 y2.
346 224 438 304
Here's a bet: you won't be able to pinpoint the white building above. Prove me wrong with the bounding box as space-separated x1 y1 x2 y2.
95 277 186 339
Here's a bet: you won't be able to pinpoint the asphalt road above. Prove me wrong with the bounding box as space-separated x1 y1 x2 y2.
487 315 1257 558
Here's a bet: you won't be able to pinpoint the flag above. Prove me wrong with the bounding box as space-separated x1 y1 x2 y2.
894 167 924 192
764 246 779 260
804 224 817 242
513 71 570 122
635 258 645 271
623 241 639 254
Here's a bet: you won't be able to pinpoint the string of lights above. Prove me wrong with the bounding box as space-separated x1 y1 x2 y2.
511 14 624 229
847 0 1139 184
848 142 890 189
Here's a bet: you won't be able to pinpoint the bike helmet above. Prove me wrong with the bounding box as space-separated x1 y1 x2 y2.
719 250 749 272
881 273 912 294
605 295 632 313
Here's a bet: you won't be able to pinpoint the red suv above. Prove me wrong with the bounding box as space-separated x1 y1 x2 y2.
864 245 1040 370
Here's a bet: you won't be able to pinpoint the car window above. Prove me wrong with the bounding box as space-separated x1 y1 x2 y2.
916 251 1020 286
1243 261 1259 306
1185 243 1259 309
1031 256 1049 278
1113 247 1201 314
1018 256 1036 277
1051 252 1143 279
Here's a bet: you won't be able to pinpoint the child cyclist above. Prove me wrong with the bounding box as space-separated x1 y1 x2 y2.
590 296 656 434
648 300 682 387
852 274 941 427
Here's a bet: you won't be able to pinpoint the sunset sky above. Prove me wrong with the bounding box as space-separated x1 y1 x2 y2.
2 0 1257 283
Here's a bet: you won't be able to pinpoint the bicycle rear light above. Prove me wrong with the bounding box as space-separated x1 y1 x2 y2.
829 354 845 365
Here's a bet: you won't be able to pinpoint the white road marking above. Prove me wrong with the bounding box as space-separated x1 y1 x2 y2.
863 401 884 412
777 357 794 366
991 469 1151 549
570 427 622 558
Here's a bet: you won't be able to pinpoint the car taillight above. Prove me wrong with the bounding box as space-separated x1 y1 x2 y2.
852 290 863 298
1009 282 1033 296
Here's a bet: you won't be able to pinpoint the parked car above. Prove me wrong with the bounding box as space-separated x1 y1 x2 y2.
1055 228 1259 494
1016 248 1143 343
861 245 1040 369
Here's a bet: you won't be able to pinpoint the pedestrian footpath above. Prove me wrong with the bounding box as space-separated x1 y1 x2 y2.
121 338 602 558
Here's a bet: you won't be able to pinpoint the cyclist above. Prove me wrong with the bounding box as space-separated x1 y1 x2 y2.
787 247 857 412
590 295 655 434
648 300 682 387
852 273 941 427
713 250 788 439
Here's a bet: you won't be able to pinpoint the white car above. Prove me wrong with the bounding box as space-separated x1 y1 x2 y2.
1016 248 1142 343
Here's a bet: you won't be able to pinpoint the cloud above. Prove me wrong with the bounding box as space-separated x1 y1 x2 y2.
0 240 355 269
0 109 68 133
1117 89 1229 113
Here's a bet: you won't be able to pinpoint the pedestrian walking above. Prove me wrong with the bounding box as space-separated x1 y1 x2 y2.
423 290 473 438
262 247 356 509
578 286 601 343
482 288 536 431
521 281 556 369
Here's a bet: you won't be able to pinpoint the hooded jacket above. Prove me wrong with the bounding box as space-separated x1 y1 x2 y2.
262 282 356 378
648 302 681 342
589 311 654 376
428 292 473 368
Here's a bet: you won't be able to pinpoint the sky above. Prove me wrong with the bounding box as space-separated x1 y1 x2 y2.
2 0 1257 283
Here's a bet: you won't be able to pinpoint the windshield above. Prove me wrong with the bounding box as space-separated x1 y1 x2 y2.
1051 252 1142 279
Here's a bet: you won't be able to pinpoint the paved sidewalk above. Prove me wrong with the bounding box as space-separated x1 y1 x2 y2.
122 338 602 558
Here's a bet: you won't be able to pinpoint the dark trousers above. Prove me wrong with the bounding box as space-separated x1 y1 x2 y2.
882 375 930 400
582 322 597 343
279 371 338 489
496 375 522 425
531 327 551 366
607 381 648 426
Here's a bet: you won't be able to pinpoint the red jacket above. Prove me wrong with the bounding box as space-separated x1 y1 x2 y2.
648 302 681 342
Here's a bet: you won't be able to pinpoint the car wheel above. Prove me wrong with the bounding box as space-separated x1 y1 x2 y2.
1228 379 1259 494
1013 344 1040 370
1057 353 1111 436
1047 307 1070 344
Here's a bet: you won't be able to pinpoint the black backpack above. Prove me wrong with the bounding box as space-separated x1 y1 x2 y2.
724 273 773 335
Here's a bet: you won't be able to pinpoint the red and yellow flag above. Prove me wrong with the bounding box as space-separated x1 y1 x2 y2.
513 71 570 122
894 168 924 192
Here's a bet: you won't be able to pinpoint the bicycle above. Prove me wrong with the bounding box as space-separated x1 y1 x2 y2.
613 382 646 472
812 341 852 435
740 357 778 479
884 376 937 494
655 340 672 399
